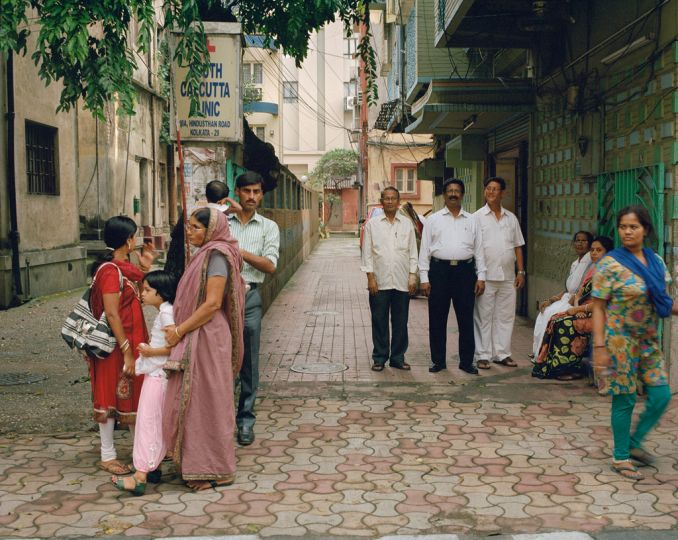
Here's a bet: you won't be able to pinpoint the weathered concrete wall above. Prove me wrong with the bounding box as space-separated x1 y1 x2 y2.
0 43 87 306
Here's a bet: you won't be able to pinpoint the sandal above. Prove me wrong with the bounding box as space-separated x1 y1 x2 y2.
371 364 385 372
186 475 235 491
477 360 491 370
630 447 656 467
611 460 644 480
130 466 163 483
556 373 583 381
493 357 518 367
99 459 131 475
111 474 146 496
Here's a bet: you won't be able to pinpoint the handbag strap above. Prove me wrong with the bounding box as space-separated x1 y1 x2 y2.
92 262 124 293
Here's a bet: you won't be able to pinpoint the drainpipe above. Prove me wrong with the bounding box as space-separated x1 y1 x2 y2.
5 51 23 305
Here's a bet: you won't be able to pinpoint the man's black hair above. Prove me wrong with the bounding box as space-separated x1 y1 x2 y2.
483 176 506 190
442 178 465 195
235 170 264 189
206 180 229 203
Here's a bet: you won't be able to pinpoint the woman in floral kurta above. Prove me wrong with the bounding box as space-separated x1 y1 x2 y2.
591 206 675 480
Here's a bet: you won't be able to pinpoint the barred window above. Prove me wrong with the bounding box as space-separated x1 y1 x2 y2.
283 81 299 103
26 121 59 195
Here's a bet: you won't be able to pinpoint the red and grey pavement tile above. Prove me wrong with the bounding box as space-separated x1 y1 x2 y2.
1 239 678 538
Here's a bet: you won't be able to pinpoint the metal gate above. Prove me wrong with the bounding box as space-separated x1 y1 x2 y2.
596 164 665 255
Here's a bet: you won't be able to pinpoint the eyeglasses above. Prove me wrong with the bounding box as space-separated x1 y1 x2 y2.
573 239 589 244
484 187 502 193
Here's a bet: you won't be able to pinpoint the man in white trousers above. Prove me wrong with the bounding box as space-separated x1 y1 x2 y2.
473 177 525 370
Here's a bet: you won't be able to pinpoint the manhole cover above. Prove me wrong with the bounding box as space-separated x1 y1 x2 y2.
290 363 348 374
0 372 48 386
304 310 339 316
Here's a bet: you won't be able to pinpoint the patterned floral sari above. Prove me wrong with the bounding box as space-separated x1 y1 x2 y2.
532 274 594 379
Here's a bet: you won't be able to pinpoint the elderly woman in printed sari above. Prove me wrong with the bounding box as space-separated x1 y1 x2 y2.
162 207 245 491
531 230 594 358
532 236 613 380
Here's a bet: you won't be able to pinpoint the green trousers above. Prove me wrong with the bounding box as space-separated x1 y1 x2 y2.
611 385 672 461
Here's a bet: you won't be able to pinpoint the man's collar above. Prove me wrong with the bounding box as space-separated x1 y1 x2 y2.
482 203 506 216
442 206 469 217
379 212 402 222
230 211 261 224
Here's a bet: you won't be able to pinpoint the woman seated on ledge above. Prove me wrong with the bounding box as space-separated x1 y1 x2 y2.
531 231 594 358
532 236 614 380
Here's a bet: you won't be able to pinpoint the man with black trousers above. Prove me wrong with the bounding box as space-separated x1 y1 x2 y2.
419 178 486 375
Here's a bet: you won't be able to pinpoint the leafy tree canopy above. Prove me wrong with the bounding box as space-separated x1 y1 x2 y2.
0 0 377 119
310 148 359 190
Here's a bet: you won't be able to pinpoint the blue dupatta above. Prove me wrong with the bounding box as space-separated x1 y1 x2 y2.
608 247 673 317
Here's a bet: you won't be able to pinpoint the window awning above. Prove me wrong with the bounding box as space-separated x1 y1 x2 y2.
405 79 534 135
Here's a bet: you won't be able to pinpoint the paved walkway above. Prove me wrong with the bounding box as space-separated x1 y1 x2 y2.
1 238 678 538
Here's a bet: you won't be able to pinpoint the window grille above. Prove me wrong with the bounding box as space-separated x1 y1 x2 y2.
26 121 58 195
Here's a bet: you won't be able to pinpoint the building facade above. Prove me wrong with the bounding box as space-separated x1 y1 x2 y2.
0 13 171 308
372 0 678 379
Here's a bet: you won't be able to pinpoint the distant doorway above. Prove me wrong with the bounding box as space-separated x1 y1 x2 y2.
489 142 529 316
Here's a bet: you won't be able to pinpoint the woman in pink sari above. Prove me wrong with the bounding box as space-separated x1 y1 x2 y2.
162 207 245 491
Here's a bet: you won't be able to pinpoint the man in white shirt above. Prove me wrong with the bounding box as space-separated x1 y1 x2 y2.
361 187 418 371
419 178 486 375
473 177 525 370
228 171 280 446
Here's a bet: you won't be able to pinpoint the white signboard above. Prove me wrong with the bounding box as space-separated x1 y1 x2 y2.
170 22 243 143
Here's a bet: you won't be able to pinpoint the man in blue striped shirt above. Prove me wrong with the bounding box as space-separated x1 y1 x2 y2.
228 171 280 446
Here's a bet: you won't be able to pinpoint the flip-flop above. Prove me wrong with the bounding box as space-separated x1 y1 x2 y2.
556 373 583 381
477 360 491 370
493 357 518 367
611 460 644 480
187 476 235 491
99 459 131 475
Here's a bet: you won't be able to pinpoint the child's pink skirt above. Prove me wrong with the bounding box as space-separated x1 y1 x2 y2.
133 375 167 473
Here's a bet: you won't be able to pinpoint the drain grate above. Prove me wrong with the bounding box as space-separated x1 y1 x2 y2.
0 372 48 386
290 363 348 374
304 310 339 316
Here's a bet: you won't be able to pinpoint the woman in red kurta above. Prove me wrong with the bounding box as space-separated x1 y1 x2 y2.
87 216 154 475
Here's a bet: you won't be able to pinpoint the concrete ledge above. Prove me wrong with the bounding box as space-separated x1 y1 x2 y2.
0 245 87 270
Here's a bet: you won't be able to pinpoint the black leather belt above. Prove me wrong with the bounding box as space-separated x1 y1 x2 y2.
431 256 474 267
248 283 259 290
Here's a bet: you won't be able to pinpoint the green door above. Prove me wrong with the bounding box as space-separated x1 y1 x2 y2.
597 164 665 255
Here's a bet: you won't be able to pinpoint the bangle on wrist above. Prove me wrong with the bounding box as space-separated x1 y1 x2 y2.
593 345 606 348
517 270 526 275
120 339 130 353
175 327 182 339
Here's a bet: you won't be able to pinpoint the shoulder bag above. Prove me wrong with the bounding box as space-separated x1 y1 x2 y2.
61 263 123 359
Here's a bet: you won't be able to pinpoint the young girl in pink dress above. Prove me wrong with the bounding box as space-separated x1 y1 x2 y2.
112 270 176 495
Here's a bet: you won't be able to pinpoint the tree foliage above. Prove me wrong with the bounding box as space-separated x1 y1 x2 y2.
310 148 359 190
0 0 378 119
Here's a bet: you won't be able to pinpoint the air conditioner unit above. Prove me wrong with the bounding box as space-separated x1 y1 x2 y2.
344 95 355 112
